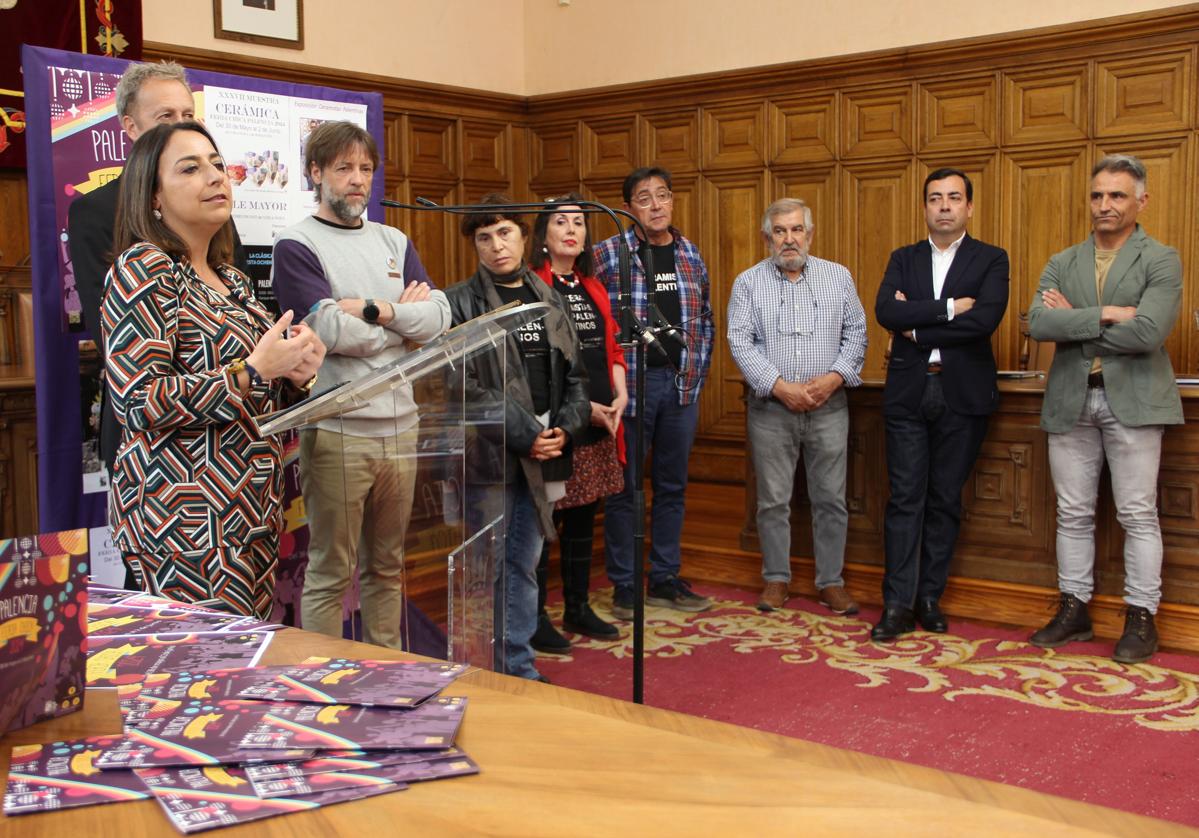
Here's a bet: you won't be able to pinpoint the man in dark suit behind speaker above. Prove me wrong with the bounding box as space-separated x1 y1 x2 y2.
68 60 246 474
872 168 1010 641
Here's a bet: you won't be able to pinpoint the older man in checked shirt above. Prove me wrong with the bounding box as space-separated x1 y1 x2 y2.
728 198 867 614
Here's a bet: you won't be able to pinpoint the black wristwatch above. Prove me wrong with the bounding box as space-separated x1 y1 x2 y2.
362 299 380 324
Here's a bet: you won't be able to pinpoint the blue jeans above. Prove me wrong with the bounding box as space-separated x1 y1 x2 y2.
747 392 848 589
604 367 700 591
498 474 544 679
1048 387 1164 612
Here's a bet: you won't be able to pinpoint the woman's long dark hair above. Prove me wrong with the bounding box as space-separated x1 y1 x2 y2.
113 121 235 268
529 191 594 276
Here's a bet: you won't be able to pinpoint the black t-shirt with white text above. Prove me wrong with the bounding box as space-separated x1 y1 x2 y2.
495 282 551 415
554 274 613 445
642 241 684 368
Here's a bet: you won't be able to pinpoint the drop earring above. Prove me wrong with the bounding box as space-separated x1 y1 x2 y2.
152 208 163 220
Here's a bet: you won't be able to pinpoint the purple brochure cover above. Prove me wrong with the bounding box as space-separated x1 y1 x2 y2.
244 746 460 783
238 658 467 708
116 671 274 730
92 728 316 770
0 531 89 733
3 736 151 815
85 585 138 605
236 696 469 751
135 765 405 833
87 633 273 688
87 603 274 636
251 754 478 798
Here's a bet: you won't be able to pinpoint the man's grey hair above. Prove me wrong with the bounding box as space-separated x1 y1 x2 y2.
115 61 191 118
1092 154 1147 198
761 198 814 237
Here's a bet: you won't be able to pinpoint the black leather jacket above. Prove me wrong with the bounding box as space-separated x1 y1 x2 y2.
445 264 590 537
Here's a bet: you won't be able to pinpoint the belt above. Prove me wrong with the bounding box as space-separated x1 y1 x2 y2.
1087 371 1104 388
926 363 943 375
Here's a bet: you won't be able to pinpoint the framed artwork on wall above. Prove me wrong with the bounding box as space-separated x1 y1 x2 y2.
213 0 304 50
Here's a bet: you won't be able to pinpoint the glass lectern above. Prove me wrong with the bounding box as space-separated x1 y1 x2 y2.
257 302 550 674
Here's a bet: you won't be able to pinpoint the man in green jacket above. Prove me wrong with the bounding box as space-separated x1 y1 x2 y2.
1028 153 1183 664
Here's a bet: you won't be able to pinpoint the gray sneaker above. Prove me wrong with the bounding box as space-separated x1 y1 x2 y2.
646 577 712 612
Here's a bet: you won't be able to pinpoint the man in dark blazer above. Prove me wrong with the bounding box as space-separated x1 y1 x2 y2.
872 168 1010 641
69 60 245 473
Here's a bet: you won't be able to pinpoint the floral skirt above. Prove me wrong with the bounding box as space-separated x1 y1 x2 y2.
557 433 623 510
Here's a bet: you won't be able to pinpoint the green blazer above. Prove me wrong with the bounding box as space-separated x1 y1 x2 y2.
1028 225 1183 433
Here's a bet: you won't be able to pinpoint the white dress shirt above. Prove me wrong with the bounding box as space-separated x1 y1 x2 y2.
923 232 964 364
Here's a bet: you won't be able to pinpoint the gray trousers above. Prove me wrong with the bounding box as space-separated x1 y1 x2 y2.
747 390 849 589
1047 387 1164 612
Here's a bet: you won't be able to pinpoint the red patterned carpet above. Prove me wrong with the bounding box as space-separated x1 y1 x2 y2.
536 583 1199 828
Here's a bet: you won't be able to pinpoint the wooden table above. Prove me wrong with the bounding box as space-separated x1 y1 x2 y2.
1 628 1192 837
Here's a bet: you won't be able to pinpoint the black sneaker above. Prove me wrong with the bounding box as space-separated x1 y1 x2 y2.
646 577 712 613
611 586 634 621
530 613 570 654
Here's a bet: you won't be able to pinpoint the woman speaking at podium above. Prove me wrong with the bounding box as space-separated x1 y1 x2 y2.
102 121 324 618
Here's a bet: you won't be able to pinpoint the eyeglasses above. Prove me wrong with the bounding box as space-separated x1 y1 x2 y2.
630 190 673 209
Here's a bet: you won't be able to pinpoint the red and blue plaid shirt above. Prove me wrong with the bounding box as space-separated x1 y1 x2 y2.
593 226 714 414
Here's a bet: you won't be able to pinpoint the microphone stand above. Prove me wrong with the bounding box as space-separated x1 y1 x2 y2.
382 196 659 705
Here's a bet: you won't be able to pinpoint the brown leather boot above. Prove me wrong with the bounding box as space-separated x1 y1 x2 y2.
756 581 790 612
1029 593 1093 648
1112 606 1157 664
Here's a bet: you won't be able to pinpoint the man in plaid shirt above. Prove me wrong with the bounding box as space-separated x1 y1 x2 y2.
728 198 867 615
594 166 715 618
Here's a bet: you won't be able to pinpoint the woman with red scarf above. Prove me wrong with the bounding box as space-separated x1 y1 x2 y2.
530 193 628 650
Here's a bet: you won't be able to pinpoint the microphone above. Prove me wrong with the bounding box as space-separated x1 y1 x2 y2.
415 197 439 207
636 324 676 366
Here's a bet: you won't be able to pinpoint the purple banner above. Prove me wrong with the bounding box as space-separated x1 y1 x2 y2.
21 46 384 623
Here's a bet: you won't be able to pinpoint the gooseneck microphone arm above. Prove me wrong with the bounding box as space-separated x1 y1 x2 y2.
382 196 654 705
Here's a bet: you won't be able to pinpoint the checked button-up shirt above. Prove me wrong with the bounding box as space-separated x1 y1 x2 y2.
727 256 867 399
594 226 714 414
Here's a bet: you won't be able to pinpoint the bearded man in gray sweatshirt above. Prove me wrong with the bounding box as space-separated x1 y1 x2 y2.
272 121 450 649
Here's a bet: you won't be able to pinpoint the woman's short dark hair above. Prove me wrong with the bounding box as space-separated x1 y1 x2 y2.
529 192 594 276
113 121 234 268
460 192 529 239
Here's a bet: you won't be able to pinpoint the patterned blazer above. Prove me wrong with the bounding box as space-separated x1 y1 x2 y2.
102 242 285 555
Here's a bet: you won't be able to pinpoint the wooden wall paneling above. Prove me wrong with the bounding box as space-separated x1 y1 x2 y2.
917 74 999 154
999 145 1090 367
0 381 38 538
581 114 639 180
845 389 886 544
770 164 839 264
839 159 916 380
1002 64 1090 146
1096 135 1192 373
768 92 838 166
406 114 459 181
0 172 30 266
699 170 768 439
460 119 511 184
384 114 405 180
915 153 1008 365
701 101 767 171
1095 49 1193 138
639 109 701 173
391 181 461 287
841 83 914 159
529 121 581 187
956 415 1054 587
580 180 628 228
1159 414 1199 606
